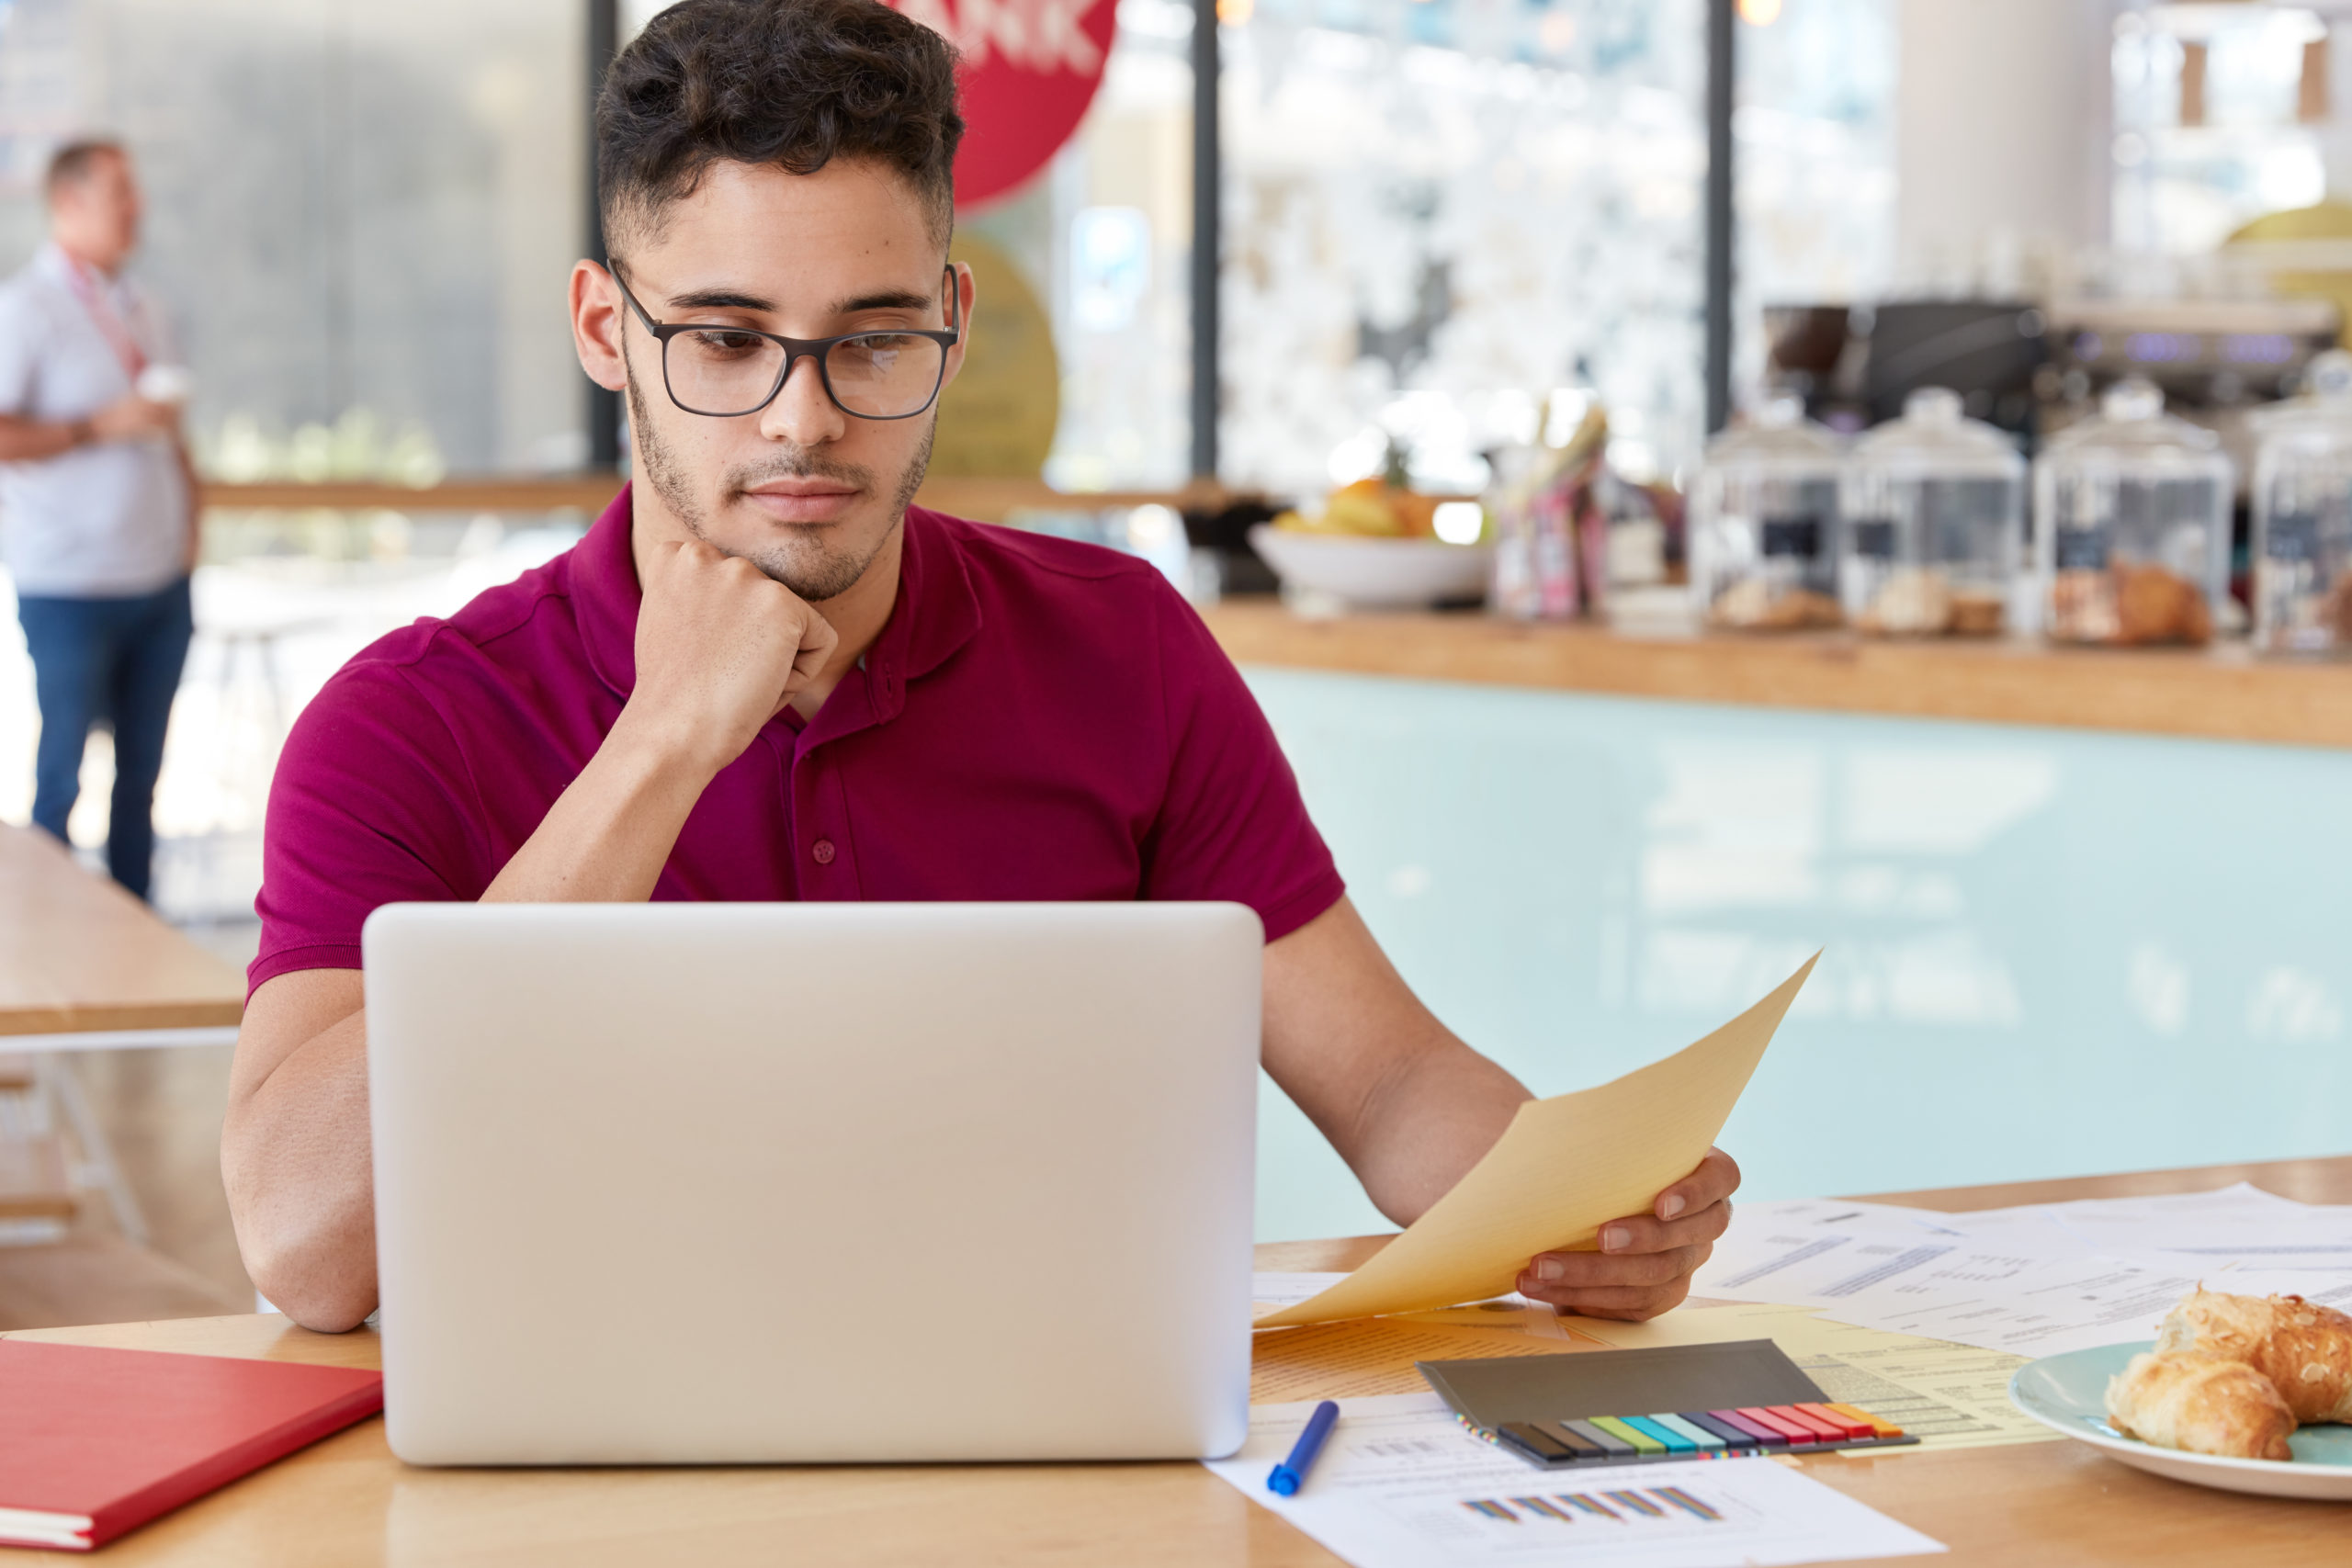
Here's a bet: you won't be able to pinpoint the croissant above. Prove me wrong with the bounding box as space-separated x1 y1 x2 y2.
2105 1349 2296 1461
2155 1289 2352 1425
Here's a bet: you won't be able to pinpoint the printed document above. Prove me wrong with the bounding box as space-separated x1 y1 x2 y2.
1204 1393 1945 1568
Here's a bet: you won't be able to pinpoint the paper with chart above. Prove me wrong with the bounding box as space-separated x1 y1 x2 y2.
1253 955 1816 1329
1203 1393 1944 1568
1690 1197 2084 1309
1693 1183 2352 1358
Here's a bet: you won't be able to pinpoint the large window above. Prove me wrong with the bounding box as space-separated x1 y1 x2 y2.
1218 0 1708 496
2111 3 2331 257
0 0 589 479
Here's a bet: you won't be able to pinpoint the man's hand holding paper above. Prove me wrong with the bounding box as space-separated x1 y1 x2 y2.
1513 1145 1741 1321
1255 955 1815 1331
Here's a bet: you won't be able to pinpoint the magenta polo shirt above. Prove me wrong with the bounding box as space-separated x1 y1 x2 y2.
249 486 1345 992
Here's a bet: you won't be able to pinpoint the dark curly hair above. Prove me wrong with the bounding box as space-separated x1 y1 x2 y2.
597 0 964 254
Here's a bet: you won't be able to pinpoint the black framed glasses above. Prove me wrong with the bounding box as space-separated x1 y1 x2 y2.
612 265 960 422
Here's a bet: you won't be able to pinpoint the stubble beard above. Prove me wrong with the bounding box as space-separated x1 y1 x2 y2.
627 371 936 604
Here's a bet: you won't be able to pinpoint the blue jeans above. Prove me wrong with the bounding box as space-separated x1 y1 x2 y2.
17 576 194 901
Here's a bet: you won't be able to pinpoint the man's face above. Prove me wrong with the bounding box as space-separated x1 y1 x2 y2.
589 159 967 604
51 151 141 270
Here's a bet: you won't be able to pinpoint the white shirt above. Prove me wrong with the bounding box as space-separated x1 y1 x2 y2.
0 243 188 597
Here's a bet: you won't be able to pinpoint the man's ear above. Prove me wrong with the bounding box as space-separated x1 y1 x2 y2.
571 260 629 393
938 261 978 393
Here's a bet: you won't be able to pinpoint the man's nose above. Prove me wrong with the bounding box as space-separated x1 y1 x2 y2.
760 355 847 446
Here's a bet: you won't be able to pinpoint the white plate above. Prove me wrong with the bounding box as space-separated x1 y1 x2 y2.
2009 1341 2352 1501
1247 525 1491 609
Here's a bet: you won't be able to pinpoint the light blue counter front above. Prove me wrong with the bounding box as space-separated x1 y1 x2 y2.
1244 666 2352 1243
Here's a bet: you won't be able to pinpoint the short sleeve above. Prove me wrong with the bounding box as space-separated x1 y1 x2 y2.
1139 581 1346 942
0 289 46 416
250 653 493 993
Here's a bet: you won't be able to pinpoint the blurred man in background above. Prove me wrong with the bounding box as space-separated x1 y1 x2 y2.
0 140 196 900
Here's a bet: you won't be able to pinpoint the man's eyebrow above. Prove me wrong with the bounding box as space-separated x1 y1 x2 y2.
833 288 934 313
667 288 775 311
661 286 935 315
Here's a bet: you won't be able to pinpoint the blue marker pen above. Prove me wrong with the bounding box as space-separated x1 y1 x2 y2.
1267 1400 1340 1495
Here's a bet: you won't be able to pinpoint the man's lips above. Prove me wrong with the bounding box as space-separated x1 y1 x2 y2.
741 480 862 524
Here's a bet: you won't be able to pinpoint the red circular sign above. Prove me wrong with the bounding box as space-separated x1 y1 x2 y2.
888 0 1118 211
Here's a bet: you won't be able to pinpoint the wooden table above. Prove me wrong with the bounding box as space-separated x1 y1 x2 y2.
0 824 244 1043
1204 599 2352 750
0 823 245 1247
9 1155 2347 1565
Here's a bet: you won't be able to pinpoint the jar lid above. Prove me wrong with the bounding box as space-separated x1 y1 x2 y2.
1849 387 2024 479
2247 348 2352 445
2041 377 2233 478
1702 390 1843 471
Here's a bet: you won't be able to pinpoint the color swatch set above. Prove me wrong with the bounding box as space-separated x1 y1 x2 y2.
1495 1400 1907 1467
1416 1338 1923 1473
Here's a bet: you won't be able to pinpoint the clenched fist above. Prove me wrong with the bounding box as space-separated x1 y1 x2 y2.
627 538 839 776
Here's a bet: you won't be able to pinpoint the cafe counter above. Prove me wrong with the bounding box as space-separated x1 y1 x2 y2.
1200 600 2352 751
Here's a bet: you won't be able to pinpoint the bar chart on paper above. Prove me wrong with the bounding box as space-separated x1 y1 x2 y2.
1458 1482 1726 1529
1202 1394 1945 1568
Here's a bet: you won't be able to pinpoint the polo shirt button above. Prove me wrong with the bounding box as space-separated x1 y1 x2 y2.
811 839 836 865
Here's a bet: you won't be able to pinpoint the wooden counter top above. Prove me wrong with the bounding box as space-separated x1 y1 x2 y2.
1203 600 2352 750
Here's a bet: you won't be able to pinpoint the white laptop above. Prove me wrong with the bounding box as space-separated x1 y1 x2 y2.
362 901 1261 1466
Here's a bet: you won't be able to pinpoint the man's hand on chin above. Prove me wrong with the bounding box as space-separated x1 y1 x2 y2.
1512 1146 1741 1322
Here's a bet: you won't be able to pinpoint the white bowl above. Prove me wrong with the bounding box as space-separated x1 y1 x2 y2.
1247 525 1492 610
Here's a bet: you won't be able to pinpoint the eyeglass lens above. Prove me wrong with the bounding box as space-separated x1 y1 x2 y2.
666 328 946 419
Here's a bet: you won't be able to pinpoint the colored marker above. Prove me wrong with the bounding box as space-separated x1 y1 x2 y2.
1706 1409 1787 1449
1501 1422 1574 1461
1268 1401 1340 1495
1826 1403 1905 1439
1589 1416 1665 1455
1618 1416 1696 1454
1646 1413 1727 1452
1736 1407 1817 1446
1533 1419 1607 1460
1768 1404 1847 1443
1681 1411 1763 1451
1564 1418 1637 1458
1795 1403 1876 1441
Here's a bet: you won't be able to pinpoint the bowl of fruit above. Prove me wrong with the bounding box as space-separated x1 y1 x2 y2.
1248 479 1491 610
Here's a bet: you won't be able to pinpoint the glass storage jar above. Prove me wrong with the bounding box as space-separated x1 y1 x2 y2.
2034 378 2233 646
1689 392 1843 631
2249 349 2352 654
1838 388 2025 637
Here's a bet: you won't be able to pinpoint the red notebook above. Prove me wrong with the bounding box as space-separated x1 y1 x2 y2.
0 1338 383 1551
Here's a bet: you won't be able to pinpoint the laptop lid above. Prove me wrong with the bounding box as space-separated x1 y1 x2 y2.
364 901 1261 1465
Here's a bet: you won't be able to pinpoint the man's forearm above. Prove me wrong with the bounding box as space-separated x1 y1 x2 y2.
0 413 85 461
1349 1037 1530 1225
482 710 725 902
227 714 725 1328
223 1010 376 1330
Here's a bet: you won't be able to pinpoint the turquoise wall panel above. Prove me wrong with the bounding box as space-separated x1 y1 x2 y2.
1245 667 2352 1242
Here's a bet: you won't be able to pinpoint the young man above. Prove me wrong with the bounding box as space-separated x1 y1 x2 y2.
223 0 1737 1333
0 141 196 900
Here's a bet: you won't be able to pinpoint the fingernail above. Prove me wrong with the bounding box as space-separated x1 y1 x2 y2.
1534 1257 1565 1282
1660 1195 1687 1220
1601 1226 1629 1252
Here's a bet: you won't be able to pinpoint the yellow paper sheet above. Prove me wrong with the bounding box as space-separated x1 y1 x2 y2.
1570 1300 2058 1450
1256 953 1817 1329
1250 1317 1600 1404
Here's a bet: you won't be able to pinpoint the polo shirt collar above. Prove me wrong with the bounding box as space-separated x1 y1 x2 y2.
568 487 983 719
